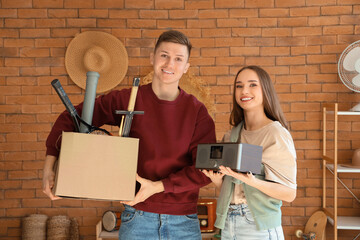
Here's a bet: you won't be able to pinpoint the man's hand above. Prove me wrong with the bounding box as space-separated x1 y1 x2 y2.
42 155 61 200
120 174 164 206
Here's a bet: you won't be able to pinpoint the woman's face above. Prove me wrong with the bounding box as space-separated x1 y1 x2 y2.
235 69 264 113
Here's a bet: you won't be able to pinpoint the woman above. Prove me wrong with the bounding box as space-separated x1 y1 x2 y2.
203 65 297 240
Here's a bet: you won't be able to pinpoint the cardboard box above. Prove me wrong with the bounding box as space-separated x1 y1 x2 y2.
53 132 139 201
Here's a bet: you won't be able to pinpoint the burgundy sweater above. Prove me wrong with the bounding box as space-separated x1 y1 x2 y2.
46 83 216 215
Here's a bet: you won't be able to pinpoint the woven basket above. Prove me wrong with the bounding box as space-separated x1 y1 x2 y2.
47 215 71 240
69 217 79 240
22 214 48 240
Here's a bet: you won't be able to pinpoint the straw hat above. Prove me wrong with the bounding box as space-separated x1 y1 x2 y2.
141 71 215 115
65 31 128 93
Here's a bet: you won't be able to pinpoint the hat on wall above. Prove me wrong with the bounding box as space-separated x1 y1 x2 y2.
341 148 360 168
65 31 128 93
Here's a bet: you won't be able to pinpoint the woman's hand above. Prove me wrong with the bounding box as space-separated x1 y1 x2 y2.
218 166 256 186
218 165 296 202
202 169 224 189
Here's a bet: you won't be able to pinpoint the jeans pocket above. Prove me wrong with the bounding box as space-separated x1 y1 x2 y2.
184 213 199 221
121 209 136 224
243 209 255 224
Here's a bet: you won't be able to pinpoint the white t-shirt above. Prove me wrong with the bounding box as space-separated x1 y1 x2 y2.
223 121 297 204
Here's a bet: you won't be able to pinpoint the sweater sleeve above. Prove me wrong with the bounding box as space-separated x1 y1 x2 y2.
161 104 216 193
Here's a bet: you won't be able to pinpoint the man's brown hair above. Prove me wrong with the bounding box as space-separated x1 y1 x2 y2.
154 30 192 60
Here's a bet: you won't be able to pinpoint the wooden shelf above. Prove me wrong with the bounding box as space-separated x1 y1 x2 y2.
328 111 360 116
327 216 360 230
326 164 360 173
322 103 360 240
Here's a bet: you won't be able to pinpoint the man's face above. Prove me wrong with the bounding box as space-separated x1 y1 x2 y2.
150 41 190 86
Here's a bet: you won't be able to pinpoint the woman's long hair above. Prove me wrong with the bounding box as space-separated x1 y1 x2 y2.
229 65 289 130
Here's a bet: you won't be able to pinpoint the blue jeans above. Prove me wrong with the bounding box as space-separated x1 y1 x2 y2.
221 204 285 240
118 205 201 240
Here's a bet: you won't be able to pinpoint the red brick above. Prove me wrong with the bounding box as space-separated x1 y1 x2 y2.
0 29 18 38
1 0 32 8
5 152 36 161
18 9 48 18
188 19 216 29
4 39 34 48
79 9 108 18
0 200 21 209
36 19 66 28
0 67 19 76
139 10 168 19
245 57 275 66
33 0 63 8
48 9 78 18
67 18 96 28
5 189 35 199
249 18 277 27
261 47 290 56
5 58 34 67
22 198 52 208
291 46 321 55
215 0 243 8
0 180 22 189
125 0 153 9
6 77 37 86
324 25 354 35
6 96 37 105
278 17 307 27
217 19 246 28
21 67 51 76
198 9 228 19
200 47 229 57
5 19 35 28
277 56 305 65
291 7 320 17
95 0 124 8
309 16 339 26
233 27 262 37
293 27 322 36
127 19 156 28
200 66 229 76
0 9 17 17
155 0 184 9
291 83 321 93
109 9 138 18
185 0 214 10
306 0 336 6
64 0 93 8
245 0 274 8
307 54 337 64
0 48 19 57
246 38 275 47
216 57 245 66
275 0 305 7
157 20 186 29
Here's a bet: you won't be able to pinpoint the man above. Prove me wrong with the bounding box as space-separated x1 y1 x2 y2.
43 30 216 240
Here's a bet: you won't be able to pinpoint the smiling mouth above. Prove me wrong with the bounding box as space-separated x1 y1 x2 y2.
162 69 174 74
241 97 253 102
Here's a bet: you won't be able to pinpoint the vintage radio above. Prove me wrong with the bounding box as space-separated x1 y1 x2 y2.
102 210 121 232
197 199 217 233
196 143 263 174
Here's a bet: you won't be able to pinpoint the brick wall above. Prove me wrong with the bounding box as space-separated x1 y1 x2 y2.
1 0 360 239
